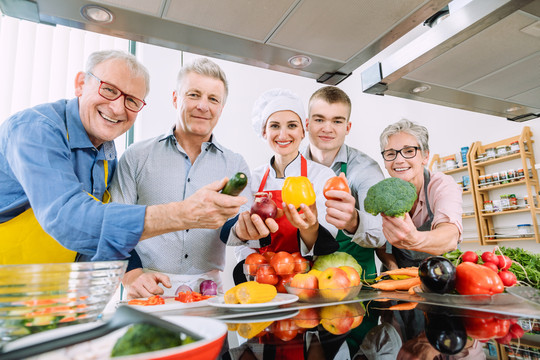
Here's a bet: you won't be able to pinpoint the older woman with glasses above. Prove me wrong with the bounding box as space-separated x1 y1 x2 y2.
376 119 463 270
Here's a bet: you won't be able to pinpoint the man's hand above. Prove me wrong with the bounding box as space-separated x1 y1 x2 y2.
182 177 248 229
122 268 171 300
324 189 358 233
235 210 280 241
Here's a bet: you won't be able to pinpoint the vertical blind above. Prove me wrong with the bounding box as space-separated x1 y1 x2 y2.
0 13 130 151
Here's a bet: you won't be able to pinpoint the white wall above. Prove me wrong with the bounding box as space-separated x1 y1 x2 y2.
135 43 540 291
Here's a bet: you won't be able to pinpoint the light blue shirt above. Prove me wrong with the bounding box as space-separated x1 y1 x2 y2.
0 98 145 260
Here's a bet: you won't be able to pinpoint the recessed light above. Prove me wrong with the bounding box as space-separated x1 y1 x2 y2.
81 5 114 24
412 85 431 94
506 106 522 113
288 55 312 69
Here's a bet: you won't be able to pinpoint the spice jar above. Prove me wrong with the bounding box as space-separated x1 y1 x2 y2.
509 194 518 210
500 194 510 210
510 141 520 153
496 145 508 158
517 168 525 179
492 172 500 184
483 200 494 213
485 147 496 159
507 169 516 182
479 175 486 187
499 170 509 184
486 174 493 186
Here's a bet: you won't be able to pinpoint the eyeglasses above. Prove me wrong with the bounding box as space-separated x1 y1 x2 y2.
87 72 146 112
381 146 420 161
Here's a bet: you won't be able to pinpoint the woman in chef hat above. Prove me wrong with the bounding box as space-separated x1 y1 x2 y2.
232 88 339 283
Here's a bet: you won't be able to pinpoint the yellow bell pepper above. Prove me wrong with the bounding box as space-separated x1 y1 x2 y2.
282 176 316 209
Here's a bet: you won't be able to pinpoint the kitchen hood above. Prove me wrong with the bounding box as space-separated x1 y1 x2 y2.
0 0 538 120
362 0 540 121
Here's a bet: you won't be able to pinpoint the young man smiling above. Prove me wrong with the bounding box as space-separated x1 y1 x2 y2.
302 86 385 279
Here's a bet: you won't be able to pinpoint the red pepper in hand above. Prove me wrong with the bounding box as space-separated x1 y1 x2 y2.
464 316 510 340
455 262 504 295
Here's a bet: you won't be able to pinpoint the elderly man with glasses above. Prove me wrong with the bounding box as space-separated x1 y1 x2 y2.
0 50 246 265
375 119 463 270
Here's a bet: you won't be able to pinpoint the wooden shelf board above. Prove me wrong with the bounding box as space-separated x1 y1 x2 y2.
472 152 525 166
443 166 469 175
477 179 533 191
484 237 536 242
462 214 476 219
462 190 472 195
480 208 532 217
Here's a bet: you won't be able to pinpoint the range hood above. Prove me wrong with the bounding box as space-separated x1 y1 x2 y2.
362 0 540 121
0 0 538 120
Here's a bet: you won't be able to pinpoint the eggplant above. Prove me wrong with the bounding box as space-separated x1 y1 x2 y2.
425 312 467 355
418 256 456 294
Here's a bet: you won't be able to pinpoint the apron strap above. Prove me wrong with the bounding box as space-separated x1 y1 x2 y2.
259 154 308 192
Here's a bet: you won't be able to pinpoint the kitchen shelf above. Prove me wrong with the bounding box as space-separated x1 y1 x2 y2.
469 126 540 245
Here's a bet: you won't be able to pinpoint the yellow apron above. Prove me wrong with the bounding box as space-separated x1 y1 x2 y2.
0 161 111 265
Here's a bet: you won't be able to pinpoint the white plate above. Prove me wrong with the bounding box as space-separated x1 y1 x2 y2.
207 293 298 311
118 297 212 313
224 310 299 324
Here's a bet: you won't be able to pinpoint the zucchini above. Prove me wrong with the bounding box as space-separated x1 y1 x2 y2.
221 172 248 196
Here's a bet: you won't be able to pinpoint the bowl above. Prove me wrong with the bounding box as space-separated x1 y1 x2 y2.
0 261 127 345
284 282 362 303
2 315 227 360
243 261 310 282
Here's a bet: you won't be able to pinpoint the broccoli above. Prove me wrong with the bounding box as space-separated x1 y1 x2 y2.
363 177 417 218
111 323 196 357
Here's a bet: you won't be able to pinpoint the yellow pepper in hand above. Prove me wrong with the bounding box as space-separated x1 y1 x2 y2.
282 176 316 209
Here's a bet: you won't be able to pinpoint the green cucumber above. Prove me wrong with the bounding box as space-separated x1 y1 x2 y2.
221 172 248 196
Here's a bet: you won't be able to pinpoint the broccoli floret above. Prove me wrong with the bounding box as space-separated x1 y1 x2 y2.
363 177 417 218
111 323 196 357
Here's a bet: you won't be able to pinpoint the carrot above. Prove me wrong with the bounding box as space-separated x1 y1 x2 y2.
388 302 418 311
370 277 421 291
375 267 419 281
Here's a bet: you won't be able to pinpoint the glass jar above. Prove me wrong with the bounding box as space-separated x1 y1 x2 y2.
509 194 518 210
479 175 486 187
485 147 496 159
492 172 500 184
484 200 494 213
517 224 532 238
500 194 510 210
507 169 516 182
510 141 520 153
499 170 509 184
486 174 493 186
517 168 525 179
496 145 508 158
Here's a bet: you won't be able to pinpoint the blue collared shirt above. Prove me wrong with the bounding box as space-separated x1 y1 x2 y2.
0 98 145 260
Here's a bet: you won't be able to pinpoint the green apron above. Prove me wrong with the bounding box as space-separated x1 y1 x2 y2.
336 163 377 279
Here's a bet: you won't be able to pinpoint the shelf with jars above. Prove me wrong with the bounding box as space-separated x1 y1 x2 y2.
429 143 480 243
469 126 540 245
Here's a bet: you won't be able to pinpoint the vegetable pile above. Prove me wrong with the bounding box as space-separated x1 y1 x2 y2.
443 247 540 290
364 177 417 218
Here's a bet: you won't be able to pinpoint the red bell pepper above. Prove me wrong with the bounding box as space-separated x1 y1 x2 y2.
455 262 504 295
463 316 510 340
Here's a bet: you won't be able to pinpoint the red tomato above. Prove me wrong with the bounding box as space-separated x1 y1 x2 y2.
497 255 512 270
483 262 499 273
323 176 350 200
245 253 268 275
262 251 276 262
270 251 295 275
272 319 299 342
462 251 478 263
256 265 278 285
276 275 294 293
291 252 309 273
481 252 499 267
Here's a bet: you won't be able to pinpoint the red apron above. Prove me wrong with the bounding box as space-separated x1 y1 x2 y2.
257 156 308 254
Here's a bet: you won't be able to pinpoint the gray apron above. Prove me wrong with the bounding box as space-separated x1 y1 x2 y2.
391 169 434 268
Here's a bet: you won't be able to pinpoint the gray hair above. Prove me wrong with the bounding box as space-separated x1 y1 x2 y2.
176 58 228 103
85 50 150 97
379 119 430 153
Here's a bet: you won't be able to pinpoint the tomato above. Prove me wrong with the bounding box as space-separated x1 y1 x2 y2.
323 175 350 200
282 176 316 209
481 252 499 267
461 251 478 263
276 275 294 293
497 255 512 270
272 319 298 342
262 251 275 262
245 253 267 275
455 262 504 295
464 316 510 340
498 270 517 286
482 262 499 273
291 252 309 273
270 251 295 275
256 265 278 285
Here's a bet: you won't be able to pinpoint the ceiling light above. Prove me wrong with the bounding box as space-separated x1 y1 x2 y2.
506 106 522 113
412 85 431 94
288 55 312 69
81 5 114 24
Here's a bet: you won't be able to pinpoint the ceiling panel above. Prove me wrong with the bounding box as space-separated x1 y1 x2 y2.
267 0 427 62
404 11 540 89
510 86 540 108
94 0 165 17
463 53 540 99
164 0 297 42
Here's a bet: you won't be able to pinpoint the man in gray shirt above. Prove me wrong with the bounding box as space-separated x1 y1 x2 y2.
302 86 385 279
110 58 250 299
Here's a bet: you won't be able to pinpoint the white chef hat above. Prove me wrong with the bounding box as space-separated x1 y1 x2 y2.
251 88 306 139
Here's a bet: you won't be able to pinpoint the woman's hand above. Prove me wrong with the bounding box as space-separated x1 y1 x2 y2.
283 202 319 250
235 210 281 241
381 213 424 251
122 269 171 300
